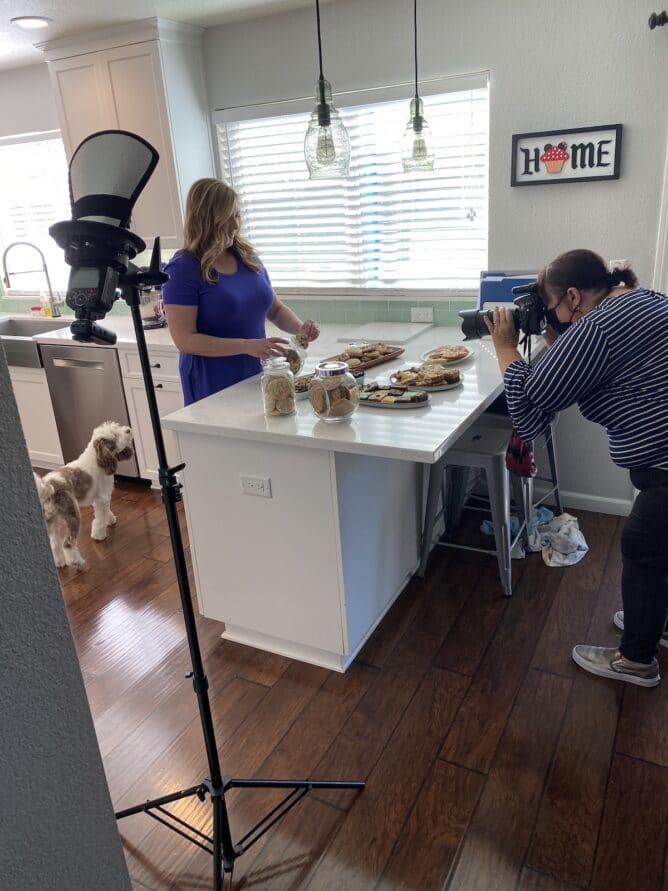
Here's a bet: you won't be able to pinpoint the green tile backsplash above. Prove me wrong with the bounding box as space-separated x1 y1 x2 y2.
1 295 472 326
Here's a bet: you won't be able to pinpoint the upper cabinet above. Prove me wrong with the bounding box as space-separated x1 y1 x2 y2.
39 19 215 249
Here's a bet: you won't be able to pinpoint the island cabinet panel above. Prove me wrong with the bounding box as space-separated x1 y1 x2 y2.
334 451 421 656
178 433 348 660
175 430 423 672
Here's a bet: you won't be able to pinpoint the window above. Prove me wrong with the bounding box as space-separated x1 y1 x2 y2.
216 76 488 295
0 132 71 296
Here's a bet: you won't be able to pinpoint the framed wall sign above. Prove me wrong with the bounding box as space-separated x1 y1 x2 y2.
511 124 622 186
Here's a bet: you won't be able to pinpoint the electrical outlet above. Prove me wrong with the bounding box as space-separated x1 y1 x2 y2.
609 258 629 270
411 307 434 323
240 474 272 498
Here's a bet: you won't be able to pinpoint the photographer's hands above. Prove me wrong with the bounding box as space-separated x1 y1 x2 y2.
484 307 523 374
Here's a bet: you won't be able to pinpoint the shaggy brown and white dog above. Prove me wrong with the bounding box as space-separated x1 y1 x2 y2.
34 421 134 568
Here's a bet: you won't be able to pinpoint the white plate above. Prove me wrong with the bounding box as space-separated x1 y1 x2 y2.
389 371 464 392
418 345 473 366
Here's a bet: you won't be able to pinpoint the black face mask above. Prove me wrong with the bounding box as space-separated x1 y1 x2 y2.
545 306 573 335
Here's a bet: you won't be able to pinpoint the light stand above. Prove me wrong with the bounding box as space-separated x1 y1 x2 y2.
49 128 364 889
112 242 365 888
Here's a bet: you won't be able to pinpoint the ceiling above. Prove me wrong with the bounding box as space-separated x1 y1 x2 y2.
0 0 326 71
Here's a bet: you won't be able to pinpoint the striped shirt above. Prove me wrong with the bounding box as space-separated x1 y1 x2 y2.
504 288 668 471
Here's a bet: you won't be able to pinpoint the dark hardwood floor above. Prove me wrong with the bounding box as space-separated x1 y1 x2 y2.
57 480 668 890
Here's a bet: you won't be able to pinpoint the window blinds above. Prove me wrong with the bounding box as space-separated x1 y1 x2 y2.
0 135 71 293
217 86 489 293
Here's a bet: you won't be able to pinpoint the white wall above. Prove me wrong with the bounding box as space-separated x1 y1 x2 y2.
0 63 58 137
203 0 668 284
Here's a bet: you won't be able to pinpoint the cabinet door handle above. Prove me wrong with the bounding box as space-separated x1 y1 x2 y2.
154 383 163 389
151 362 161 368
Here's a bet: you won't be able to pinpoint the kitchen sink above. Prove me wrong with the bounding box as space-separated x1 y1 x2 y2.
0 316 71 368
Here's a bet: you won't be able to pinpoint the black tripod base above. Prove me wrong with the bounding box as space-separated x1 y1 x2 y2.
116 775 365 886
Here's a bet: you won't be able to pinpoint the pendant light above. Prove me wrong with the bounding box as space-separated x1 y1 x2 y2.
401 0 434 172
304 0 350 179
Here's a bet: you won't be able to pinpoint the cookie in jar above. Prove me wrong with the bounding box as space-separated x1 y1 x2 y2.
261 358 296 417
308 361 360 422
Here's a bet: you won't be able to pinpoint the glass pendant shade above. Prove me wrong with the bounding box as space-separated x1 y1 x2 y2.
402 97 434 172
304 78 350 179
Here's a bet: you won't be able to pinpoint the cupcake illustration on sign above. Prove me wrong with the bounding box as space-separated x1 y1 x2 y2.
540 141 570 174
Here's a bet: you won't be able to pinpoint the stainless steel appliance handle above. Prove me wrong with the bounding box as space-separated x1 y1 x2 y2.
52 357 105 370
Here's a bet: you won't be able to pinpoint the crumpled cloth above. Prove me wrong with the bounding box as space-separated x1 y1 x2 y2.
480 506 553 559
537 513 589 567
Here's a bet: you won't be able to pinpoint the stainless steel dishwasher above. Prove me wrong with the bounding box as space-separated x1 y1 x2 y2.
40 342 140 477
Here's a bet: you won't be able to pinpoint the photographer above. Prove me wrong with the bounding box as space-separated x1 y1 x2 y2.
485 249 668 688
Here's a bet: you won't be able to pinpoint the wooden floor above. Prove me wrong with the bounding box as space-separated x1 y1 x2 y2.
58 480 668 891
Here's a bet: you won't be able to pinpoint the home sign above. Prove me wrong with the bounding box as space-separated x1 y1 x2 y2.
511 124 622 186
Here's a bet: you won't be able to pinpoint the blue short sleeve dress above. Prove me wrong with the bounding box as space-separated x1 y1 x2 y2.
162 250 274 405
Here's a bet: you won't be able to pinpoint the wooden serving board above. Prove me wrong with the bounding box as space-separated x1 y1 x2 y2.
323 346 405 372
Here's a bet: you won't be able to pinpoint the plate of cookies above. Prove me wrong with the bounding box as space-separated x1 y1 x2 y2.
418 344 473 366
325 341 404 371
390 364 463 391
359 382 430 409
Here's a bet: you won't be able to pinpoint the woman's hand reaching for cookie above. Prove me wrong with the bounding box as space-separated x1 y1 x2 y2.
246 337 289 361
298 319 320 343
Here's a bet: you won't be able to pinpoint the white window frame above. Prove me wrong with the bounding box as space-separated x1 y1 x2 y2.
0 129 71 301
213 71 489 303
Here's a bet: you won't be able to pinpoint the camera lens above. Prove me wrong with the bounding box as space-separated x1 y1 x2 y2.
459 308 491 340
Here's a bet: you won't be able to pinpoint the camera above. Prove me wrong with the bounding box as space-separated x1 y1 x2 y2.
459 282 547 341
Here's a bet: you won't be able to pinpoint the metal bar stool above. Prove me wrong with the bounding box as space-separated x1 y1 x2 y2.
417 423 532 597
480 402 562 514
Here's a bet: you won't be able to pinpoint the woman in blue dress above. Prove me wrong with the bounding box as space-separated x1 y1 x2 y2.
162 178 319 405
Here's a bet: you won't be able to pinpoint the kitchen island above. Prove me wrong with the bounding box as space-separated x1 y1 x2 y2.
163 326 511 671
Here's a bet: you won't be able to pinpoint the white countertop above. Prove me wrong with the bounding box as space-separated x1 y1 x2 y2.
162 326 519 464
26 315 179 350
1 310 531 464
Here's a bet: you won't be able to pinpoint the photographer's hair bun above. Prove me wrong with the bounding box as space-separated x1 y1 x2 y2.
609 265 639 288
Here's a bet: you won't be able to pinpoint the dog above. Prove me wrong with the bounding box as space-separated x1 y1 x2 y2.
34 421 134 568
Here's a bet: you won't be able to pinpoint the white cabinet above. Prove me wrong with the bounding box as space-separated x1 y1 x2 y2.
41 19 215 249
118 345 183 485
9 367 63 468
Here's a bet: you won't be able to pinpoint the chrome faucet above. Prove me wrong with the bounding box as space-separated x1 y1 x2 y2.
2 241 61 316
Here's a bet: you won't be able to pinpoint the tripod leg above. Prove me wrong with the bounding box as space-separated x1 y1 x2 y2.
213 794 223 890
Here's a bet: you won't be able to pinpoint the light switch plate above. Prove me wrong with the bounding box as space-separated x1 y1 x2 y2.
240 474 272 498
410 307 434 323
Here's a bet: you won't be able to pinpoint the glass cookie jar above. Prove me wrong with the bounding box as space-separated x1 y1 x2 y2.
283 337 307 376
308 361 360 422
261 358 296 417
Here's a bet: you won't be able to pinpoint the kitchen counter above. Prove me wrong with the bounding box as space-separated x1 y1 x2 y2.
163 327 509 464
30 315 179 350
162 325 520 673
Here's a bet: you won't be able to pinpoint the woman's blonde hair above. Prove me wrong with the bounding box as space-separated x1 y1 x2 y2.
182 178 261 283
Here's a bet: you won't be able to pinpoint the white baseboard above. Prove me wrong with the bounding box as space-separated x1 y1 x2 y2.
533 482 632 517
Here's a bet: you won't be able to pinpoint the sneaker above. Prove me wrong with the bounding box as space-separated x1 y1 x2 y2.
613 611 668 649
572 645 660 687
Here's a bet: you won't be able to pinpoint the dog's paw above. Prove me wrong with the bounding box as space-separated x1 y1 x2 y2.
91 528 107 541
54 554 67 568
107 511 117 526
65 547 85 568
